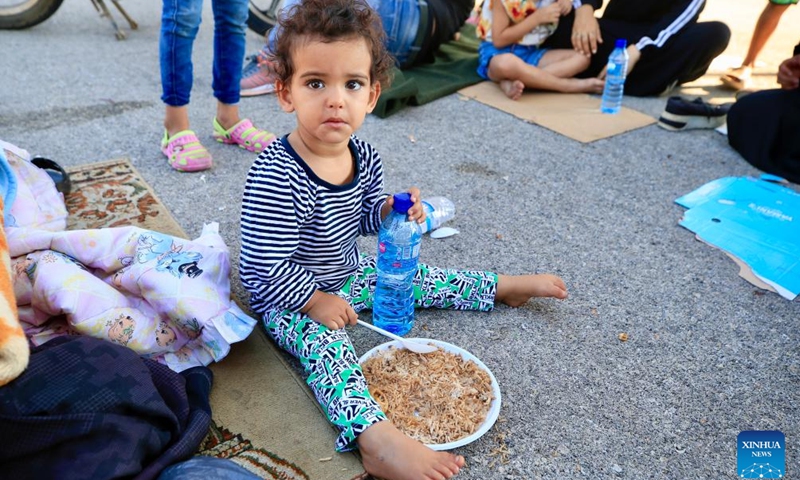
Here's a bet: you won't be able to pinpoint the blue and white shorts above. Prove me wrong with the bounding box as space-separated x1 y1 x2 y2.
477 41 549 80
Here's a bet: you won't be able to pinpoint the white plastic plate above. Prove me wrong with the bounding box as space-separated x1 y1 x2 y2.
358 338 502 451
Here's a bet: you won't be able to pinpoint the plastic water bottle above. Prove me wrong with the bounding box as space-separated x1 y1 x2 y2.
419 196 455 234
600 39 629 114
373 193 422 336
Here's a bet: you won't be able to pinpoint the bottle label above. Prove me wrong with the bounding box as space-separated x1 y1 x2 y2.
379 242 420 269
421 201 434 233
396 245 418 264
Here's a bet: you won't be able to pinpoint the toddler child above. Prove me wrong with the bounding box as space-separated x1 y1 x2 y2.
239 1 568 478
476 0 604 99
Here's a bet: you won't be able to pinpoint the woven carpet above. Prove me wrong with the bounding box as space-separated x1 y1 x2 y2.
65 158 366 480
65 159 186 236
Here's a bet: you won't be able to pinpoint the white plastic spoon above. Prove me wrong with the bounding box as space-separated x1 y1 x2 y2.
356 319 438 354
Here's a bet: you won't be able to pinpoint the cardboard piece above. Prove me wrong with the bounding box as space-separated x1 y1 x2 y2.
676 176 800 300
458 81 655 143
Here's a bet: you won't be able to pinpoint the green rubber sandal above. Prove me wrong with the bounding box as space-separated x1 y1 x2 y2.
213 118 277 153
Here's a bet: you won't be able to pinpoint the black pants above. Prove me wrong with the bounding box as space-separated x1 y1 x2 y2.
543 15 730 96
728 88 800 184
412 0 474 67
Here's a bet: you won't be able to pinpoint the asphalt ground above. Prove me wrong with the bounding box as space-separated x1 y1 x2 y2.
2 1 799 478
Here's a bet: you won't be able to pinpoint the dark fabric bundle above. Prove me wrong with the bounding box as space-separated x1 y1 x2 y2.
728 87 800 185
0 335 212 480
373 24 482 119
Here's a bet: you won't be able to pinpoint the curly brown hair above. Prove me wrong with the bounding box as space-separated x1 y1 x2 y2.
270 0 394 89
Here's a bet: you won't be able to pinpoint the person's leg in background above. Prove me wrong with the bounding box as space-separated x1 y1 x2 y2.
374 0 421 69
590 19 731 96
160 0 213 172
721 0 797 90
629 21 730 96
210 0 276 154
211 0 248 126
161 0 202 137
412 0 474 66
241 0 299 97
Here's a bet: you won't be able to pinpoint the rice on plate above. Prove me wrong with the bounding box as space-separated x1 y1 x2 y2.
359 339 502 450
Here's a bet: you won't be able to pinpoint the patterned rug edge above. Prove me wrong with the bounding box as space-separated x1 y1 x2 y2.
198 420 310 480
66 157 187 238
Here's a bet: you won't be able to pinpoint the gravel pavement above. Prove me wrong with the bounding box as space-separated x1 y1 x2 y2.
2 1 798 478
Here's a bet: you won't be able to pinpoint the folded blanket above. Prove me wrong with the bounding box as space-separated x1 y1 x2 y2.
0 148 27 387
373 24 482 118
12 223 257 372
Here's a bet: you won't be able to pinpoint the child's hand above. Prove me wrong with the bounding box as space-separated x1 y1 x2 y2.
302 290 358 330
557 0 572 16
405 187 427 225
533 3 561 25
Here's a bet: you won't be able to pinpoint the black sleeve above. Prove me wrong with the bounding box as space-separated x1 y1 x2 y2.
794 42 800 57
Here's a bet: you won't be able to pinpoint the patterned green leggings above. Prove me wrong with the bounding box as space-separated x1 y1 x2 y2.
261 254 497 451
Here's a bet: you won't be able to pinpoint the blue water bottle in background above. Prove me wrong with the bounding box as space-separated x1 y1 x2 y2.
600 39 629 114
373 192 422 336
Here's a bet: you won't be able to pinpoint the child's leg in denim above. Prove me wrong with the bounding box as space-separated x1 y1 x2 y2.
210 0 248 104
160 0 203 106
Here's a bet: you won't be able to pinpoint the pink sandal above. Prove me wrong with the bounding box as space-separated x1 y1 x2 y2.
161 130 213 172
213 118 277 153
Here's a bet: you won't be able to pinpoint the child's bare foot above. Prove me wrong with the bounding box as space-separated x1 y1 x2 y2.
570 78 605 94
500 79 525 100
496 273 568 306
357 421 465 480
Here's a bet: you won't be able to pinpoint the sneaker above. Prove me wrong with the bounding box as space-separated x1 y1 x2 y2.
657 96 733 132
241 53 277 97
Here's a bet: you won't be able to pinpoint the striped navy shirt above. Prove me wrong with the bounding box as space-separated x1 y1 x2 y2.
239 135 388 314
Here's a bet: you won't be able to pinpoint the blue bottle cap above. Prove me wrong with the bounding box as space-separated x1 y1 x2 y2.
615 39 627 49
392 192 414 213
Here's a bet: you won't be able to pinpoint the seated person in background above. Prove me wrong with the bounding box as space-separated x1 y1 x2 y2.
721 0 797 91
541 0 731 97
241 0 476 96
727 42 800 184
475 0 604 99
